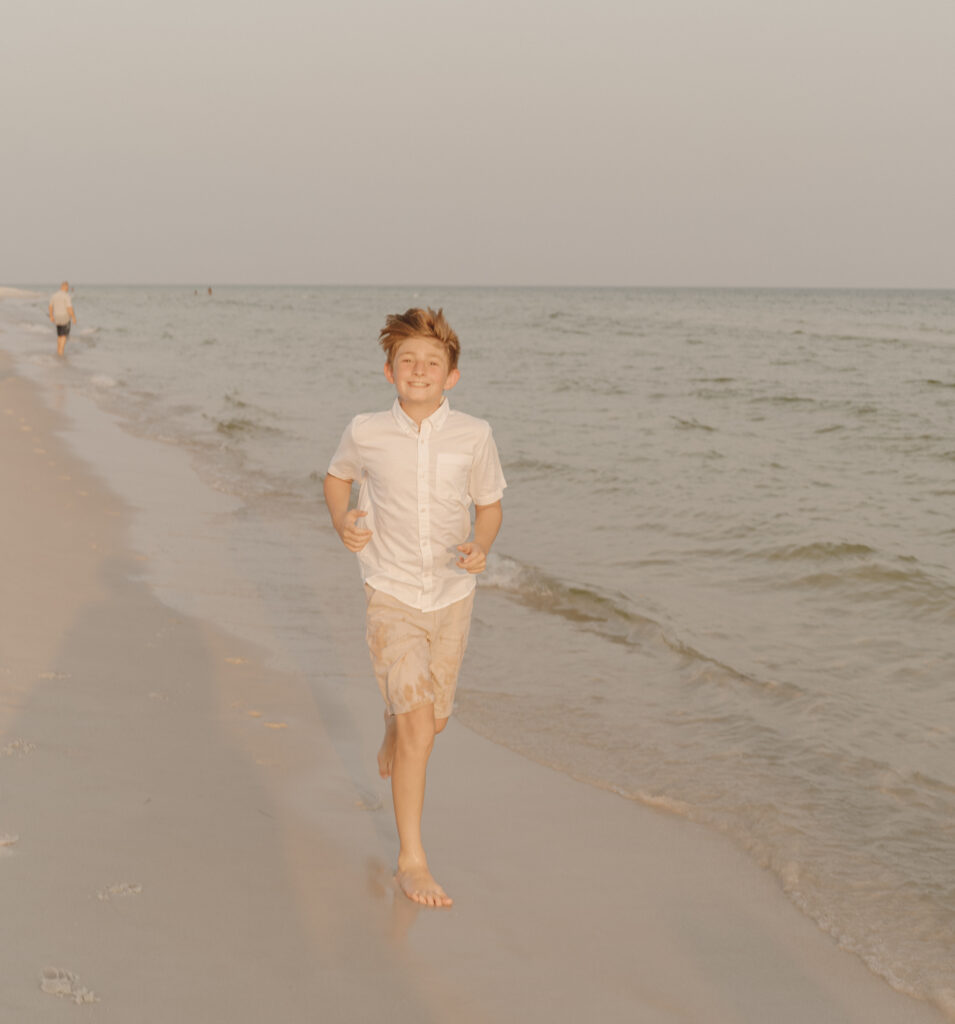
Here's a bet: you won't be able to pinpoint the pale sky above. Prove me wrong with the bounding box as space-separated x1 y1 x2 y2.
3 0 953 287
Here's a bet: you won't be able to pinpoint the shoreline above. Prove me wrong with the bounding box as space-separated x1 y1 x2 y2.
0 343 947 1022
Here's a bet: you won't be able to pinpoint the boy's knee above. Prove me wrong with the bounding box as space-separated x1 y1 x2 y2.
396 704 437 754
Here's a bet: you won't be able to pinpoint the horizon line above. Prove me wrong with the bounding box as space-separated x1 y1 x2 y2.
5 282 954 293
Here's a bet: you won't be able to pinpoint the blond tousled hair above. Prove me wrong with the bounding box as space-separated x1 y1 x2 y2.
378 307 460 370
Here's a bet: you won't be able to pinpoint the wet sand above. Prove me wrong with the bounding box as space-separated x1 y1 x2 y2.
0 347 946 1023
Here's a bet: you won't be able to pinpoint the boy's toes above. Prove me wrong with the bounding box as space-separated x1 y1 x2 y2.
396 867 452 908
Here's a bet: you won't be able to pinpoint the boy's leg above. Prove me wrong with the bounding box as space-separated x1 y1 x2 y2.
377 710 397 779
391 702 452 907
365 587 470 907
378 709 448 779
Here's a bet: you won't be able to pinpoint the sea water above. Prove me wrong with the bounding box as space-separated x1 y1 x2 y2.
3 285 954 1015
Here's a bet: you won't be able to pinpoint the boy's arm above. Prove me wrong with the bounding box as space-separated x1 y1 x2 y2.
323 473 373 552
456 500 503 574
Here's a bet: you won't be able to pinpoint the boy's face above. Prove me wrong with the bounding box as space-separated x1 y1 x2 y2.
384 336 459 419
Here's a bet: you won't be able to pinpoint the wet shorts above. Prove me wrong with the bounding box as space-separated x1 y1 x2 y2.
364 585 474 719
56 322 71 336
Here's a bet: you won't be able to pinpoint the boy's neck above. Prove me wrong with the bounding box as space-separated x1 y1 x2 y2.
398 395 445 427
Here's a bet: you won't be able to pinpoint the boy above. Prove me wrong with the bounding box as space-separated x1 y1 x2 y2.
324 308 505 908
48 281 77 357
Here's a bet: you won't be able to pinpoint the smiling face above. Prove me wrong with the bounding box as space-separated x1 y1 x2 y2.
384 335 460 422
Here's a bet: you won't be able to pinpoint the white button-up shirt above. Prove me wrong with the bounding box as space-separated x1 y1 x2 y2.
327 398 507 611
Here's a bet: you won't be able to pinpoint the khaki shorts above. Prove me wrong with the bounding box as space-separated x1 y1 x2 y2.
364 585 474 719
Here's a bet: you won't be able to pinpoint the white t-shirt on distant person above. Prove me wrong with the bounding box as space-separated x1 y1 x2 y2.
50 291 73 325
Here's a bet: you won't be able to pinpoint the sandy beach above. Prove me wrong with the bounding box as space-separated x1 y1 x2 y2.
0 343 947 1023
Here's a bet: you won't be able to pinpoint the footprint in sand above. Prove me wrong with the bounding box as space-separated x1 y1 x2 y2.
1 739 36 757
355 789 384 812
40 967 99 1004
97 881 143 902
366 857 392 897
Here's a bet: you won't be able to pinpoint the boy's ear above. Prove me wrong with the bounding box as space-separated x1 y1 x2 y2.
444 368 460 391
383 360 395 384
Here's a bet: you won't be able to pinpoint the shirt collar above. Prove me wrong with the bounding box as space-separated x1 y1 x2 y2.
391 397 451 436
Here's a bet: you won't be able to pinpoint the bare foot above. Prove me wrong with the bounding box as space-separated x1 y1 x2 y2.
377 711 397 779
395 863 453 908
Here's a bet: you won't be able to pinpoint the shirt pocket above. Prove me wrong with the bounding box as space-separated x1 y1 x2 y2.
435 453 472 502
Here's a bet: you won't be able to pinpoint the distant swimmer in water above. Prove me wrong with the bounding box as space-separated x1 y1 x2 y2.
48 281 77 357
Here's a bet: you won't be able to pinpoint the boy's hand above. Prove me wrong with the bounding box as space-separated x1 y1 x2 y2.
456 541 487 574
339 509 373 552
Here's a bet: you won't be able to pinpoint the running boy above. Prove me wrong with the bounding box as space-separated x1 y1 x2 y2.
324 308 505 908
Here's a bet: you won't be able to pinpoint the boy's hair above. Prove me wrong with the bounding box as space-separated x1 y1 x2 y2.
379 307 460 370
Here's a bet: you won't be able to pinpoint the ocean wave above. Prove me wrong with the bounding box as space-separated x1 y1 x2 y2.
802 331 906 346
671 416 716 431
793 561 955 610
755 541 877 561
209 416 283 438
503 455 566 477
482 554 654 636
482 554 803 701
222 390 278 419
553 379 630 395
751 394 818 406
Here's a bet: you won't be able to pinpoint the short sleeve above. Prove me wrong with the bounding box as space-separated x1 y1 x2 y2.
469 424 507 505
327 418 362 482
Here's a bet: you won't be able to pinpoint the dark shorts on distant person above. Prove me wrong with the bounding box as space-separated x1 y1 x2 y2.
56 323 71 337
364 585 474 719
